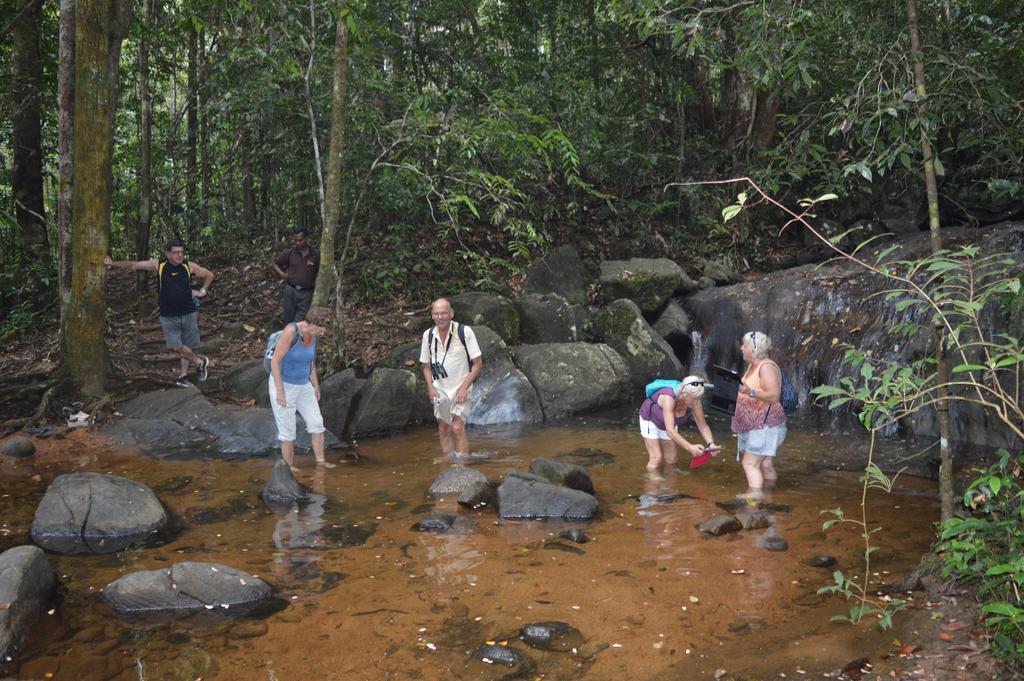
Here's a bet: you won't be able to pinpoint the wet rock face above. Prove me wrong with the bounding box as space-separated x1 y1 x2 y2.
429 466 488 497
683 225 1022 452
652 300 691 347
30 473 169 554
496 471 598 520
0 436 35 458
513 342 630 419
0 546 57 664
450 292 520 345
220 359 270 407
519 621 584 652
261 459 309 505
528 458 595 494
600 258 695 313
593 298 683 387
523 245 590 306
102 562 273 619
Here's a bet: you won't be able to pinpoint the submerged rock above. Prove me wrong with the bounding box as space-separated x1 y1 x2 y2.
519 621 584 652
556 447 615 467
261 459 309 505
559 529 590 544
0 546 57 664
735 510 773 530
30 473 169 554
0 436 35 458
543 541 585 555
471 642 529 668
804 554 837 568
429 466 488 497
411 514 477 534
528 458 594 494
497 471 598 520
696 515 742 536
102 562 273 619
636 492 697 508
755 536 789 552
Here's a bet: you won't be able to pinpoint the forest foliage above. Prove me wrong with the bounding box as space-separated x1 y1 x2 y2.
2 0 1023 319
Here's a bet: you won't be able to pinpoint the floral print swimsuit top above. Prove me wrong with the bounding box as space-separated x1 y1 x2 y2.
731 360 786 433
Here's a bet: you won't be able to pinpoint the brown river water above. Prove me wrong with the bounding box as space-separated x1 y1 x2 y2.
2 412 939 680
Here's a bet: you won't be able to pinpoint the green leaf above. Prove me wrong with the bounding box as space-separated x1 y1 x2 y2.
982 602 1021 617
932 157 945 176
722 204 743 222
952 364 986 373
988 476 1002 495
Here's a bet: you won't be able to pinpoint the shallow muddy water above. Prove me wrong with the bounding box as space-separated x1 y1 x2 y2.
2 412 940 680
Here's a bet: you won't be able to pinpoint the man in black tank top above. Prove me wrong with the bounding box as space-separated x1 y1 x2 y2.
105 239 215 387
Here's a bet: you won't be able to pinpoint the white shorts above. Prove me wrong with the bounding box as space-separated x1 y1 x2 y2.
737 424 787 458
269 381 326 442
639 416 677 441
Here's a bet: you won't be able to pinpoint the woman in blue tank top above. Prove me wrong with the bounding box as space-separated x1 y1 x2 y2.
269 306 336 470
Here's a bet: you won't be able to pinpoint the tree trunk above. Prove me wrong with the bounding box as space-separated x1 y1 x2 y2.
136 0 153 296
11 0 49 260
58 0 76 329
241 130 257 228
66 0 131 397
186 22 198 240
906 0 953 522
199 27 210 233
314 0 350 366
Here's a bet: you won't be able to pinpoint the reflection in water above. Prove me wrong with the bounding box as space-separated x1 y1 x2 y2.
271 468 328 586
6 422 941 680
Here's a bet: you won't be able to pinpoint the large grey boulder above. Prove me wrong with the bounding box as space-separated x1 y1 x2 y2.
516 293 579 343
0 546 56 663
380 341 436 424
428 466 488 497
523 245 590 306
652 300 691 347
320 368 366 437
467 326 543 426
450 292 520 345
348 368 418 438
31 473 169 554
102 562 273 618
497 471 598 519
599 258 696 313
528 458 594 494
513 343 630 419
220 359 269 407
593 299 683 386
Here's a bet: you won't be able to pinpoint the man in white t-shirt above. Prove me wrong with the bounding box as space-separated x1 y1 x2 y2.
419 298 483 455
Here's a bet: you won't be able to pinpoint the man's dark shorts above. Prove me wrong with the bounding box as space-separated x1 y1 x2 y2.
160 312 200 349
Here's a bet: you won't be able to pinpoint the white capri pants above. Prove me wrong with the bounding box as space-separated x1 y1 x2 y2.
269 381 326 442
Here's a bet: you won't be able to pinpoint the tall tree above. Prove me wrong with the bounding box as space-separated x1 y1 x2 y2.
65 0 133 396
906 0 954 522
136 0 154 296
313 0 350 364
57 0 76 327
11 0 49 260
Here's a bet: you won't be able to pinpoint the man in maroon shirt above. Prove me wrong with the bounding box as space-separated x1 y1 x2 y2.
272 227 320 323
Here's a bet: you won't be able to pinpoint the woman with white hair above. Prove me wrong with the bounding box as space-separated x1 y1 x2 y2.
732 331 786 499
639 375 720 472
